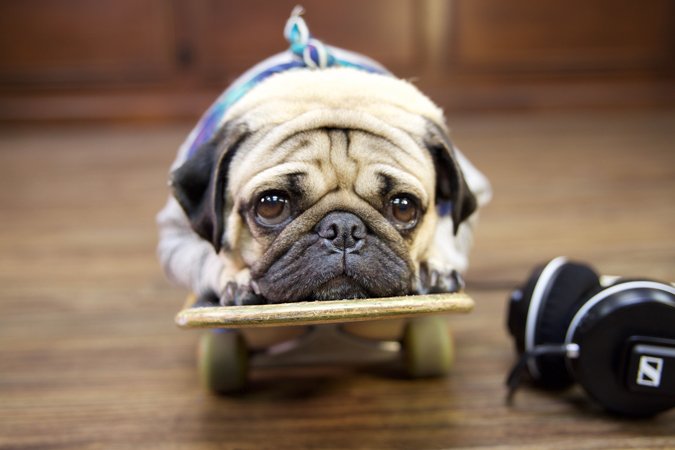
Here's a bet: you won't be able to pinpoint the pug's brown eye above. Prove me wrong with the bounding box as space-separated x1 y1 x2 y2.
389 194 419 230
256 191 291 226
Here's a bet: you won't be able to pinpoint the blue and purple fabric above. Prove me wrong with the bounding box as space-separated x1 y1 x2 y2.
185 6 392 158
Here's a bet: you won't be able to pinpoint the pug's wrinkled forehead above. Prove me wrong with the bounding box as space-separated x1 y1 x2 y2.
224 66 450 186
224 71 445 195
231 127 434 208
223 67 446 139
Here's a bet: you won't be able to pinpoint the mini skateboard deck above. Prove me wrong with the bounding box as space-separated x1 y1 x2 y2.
176 292 474 329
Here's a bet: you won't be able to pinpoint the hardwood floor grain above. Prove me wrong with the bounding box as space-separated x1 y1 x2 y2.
1 110 673 449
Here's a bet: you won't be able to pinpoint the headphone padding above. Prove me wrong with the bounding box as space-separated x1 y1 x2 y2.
507 264 545 354
534 261 601 388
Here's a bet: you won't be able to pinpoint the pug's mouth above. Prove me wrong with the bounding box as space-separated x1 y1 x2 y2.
253 245 412 303
252 231 414 304
306 275 370 301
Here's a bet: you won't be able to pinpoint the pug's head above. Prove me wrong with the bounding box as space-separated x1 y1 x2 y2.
171 69 477 303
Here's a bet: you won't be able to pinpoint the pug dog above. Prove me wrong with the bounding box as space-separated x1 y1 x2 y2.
157 14 491 306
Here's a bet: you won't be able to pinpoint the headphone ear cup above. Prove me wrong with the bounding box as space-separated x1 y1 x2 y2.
533 261 601 388
565 280 675 416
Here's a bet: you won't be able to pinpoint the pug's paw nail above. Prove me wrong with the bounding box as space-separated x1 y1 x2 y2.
452 271 466 291
429 269 439 288
428 270 464 294
222 282 265 306
222 281 238 306
250 280 261 296
237 289 265 306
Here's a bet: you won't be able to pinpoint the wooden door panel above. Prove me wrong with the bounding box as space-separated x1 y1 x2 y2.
0 0 176 85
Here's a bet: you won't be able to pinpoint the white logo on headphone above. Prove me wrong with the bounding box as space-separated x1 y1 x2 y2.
637 355 663 388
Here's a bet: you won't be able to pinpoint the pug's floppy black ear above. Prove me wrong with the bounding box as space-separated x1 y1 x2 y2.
170 123 249 252
425 122 478 234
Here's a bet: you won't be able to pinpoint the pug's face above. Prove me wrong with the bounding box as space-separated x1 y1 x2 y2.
172 119 476 304
233 128 437 302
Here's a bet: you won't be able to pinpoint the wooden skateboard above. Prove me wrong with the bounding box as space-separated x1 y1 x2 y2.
176 293 474 393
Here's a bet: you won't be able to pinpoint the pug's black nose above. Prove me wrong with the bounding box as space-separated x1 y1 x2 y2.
317 212 366 252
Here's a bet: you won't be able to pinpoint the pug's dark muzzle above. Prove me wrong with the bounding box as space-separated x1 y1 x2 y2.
252 211 414 303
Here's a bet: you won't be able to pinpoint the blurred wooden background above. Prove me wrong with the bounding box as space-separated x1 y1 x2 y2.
1 110 673 449
1 2 674 448
1 0 673 122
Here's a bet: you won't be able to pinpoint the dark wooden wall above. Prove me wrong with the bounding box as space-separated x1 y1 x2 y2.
1 0 673 121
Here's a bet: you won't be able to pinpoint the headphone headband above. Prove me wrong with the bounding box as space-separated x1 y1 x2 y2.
564 280 675 348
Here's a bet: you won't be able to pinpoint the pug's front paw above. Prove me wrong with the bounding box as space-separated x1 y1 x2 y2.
418 263 465 294
221 281 265 306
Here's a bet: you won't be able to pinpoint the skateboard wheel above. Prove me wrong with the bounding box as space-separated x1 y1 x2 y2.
198 330 248 393
402 316 454 378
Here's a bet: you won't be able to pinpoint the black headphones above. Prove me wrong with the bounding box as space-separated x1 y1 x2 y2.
506 257 675 417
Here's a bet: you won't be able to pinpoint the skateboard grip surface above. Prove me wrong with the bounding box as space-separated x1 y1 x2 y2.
176 293 474 329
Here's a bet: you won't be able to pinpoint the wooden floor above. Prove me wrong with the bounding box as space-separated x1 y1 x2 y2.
0 110 673 449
